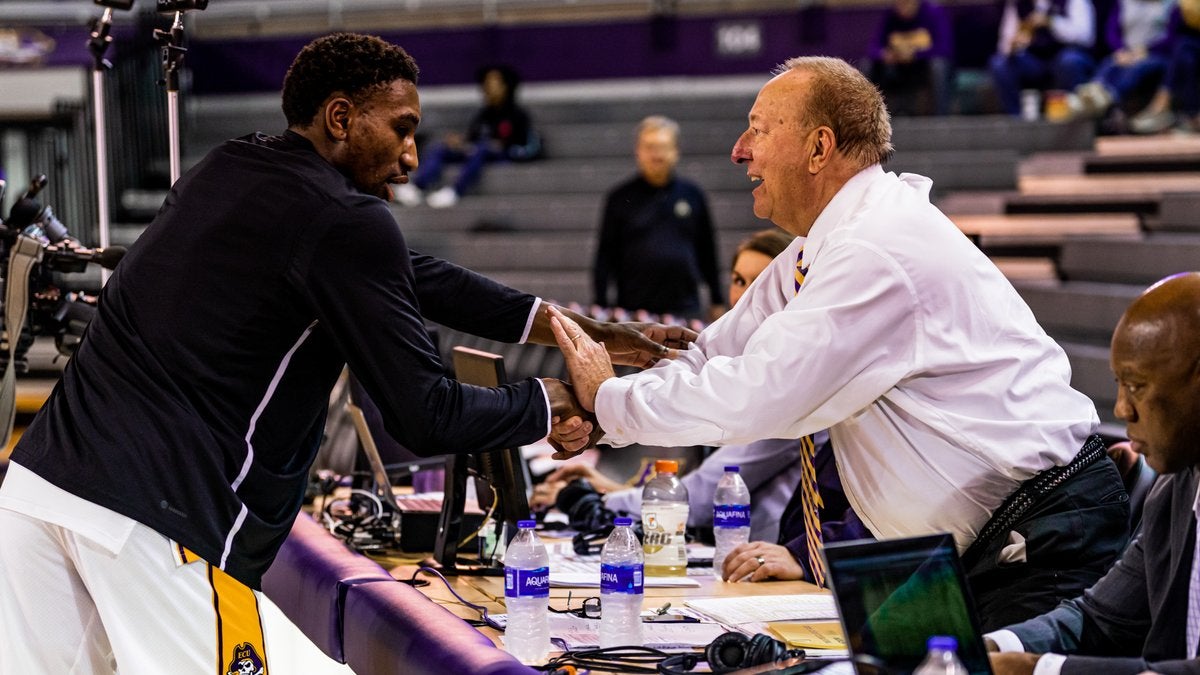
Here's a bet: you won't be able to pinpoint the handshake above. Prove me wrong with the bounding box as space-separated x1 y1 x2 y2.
538 305 695 459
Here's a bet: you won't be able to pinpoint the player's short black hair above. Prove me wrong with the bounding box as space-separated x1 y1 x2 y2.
282 33 420 127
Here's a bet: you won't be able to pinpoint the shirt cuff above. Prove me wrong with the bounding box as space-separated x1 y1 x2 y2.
593 377 633 446
984 630 1026 653
1032 653 1067 675
519 298 543 345
534 377 551 438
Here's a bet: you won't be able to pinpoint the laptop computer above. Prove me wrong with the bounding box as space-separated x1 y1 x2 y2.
820 533 994 675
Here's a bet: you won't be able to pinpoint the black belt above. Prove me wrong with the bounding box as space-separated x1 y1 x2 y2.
961 433 1108 570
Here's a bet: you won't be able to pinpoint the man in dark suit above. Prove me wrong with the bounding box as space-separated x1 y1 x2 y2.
987 271 1200 675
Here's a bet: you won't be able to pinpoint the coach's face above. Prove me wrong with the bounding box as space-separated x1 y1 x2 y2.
731 70 819 236
1111 311 1200 474
330 78 421 200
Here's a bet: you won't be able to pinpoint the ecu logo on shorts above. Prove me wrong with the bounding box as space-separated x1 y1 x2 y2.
225 642 265 675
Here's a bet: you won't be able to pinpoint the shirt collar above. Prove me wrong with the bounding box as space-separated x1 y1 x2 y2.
1193 472 1200 520
799 164 885 268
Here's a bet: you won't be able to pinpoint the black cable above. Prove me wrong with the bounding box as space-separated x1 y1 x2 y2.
410 566 505 631
535 645 673 674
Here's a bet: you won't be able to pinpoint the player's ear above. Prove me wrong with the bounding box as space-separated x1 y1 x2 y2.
323 95 353 141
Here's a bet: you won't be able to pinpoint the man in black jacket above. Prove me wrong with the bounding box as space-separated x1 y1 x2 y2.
987 271 1200 675
0 33 690 674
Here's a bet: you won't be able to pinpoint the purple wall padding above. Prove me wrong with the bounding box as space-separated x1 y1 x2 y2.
342 580 539 675
187 8 884 94
260 512 395 662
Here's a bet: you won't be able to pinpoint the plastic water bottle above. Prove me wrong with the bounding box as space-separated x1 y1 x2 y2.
913 636 969 675
503 520 550 664
599 517 645 648
641 459 689 576
712 465 751 579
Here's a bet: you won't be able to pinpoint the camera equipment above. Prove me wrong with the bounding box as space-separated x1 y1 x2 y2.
153 0 208 183
89 0 137 267
156 0 208 10
0 174 126 372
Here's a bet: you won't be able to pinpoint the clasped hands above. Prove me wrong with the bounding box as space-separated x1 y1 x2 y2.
541 305 694 458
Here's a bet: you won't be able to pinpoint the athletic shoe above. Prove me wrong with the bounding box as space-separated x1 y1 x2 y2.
394 182 423 207
427 186 460 209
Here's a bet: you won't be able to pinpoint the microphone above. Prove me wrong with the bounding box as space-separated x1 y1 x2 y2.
42 243 127 273
6 175 49 231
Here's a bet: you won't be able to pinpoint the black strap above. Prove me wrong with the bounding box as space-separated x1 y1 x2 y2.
961 434 1108 571
0 235 44 448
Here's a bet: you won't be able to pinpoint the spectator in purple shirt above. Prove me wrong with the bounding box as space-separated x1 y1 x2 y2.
862 0 955 115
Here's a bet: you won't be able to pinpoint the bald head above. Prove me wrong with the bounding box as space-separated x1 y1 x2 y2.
1110 272 1200 473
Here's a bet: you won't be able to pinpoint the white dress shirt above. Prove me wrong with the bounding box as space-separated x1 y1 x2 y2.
595 166 1099 552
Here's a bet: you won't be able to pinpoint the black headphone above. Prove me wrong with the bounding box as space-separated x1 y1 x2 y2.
657 632 804 674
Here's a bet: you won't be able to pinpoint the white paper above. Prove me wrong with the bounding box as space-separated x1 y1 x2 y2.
544 613 728 650
684 594 839 625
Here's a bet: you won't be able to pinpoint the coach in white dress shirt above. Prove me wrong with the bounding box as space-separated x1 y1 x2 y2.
547 56 1130 632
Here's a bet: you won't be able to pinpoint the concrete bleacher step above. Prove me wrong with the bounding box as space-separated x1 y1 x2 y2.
1004 191 1160 216
1085 151 1200 174
1062 341 1119 426
409 230 759 272
949 213 1141 251
479 269 591 305
1013 280 1141 344
391 190 760 235
890 116 1094 154
470 148 1019 196
1153 192 1200 233
1093 135 1200 157
1057 233 1200 285
1017 172 1200 197
480 156 750 194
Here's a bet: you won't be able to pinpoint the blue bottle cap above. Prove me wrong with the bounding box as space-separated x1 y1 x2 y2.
927 635 958 651
614 517 633 526
517 519 537 529
724 465 740 472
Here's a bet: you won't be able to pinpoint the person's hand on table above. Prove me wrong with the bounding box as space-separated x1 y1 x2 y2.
721 542 805 582
988 652 1042 675
541 378 603 459
531 464 624 512
545 463 624 494
530 479 567 512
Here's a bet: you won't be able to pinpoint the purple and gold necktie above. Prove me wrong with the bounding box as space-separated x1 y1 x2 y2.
793 247 826 587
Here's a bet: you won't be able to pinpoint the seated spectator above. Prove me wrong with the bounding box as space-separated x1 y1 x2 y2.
1127 0 1200 133
990 0 1098 117
1065 0 1174 129
395 64 541 208
535 229 809 542
861 0 955 115
592 116 725 322
986 272 1200 675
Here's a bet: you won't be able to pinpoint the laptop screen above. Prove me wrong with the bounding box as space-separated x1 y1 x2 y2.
822 534 992 675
